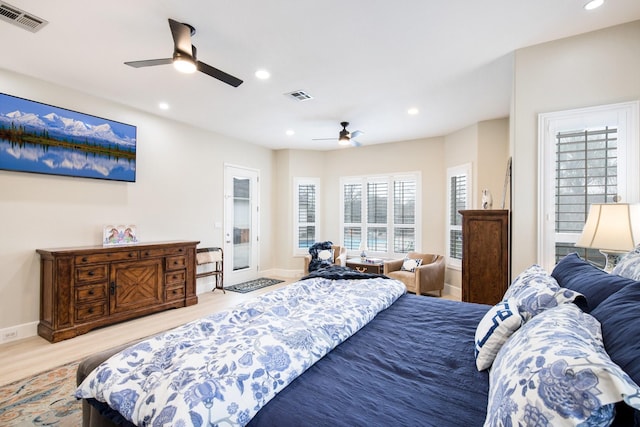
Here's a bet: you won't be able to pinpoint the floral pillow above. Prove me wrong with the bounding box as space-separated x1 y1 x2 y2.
612 245 640 281
400 257 423 272
486 303 640 426
503 264 584 321
474 298 523 371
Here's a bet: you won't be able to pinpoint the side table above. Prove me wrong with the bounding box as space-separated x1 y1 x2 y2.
346 258 385 274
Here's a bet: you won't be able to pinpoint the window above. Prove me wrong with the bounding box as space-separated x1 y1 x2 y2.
538 101 639 271
340 173 420 258
554 127 618 267
446 163 472 268
293 178 319 255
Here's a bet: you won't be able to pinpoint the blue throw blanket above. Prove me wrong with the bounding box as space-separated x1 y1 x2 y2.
75 277 406 426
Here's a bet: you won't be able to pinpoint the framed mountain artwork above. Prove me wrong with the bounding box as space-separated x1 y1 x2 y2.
0 93 136 182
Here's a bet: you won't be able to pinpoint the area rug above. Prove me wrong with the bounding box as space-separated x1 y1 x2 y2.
225 277 284 293
0 360 81 426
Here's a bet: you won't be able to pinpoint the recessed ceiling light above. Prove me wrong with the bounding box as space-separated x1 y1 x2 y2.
584 0 604 10
255 69 271 80
408 108 419 115
285 129 295 136
159 102 170 110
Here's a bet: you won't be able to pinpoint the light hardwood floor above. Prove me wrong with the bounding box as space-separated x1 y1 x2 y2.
0 279 293 386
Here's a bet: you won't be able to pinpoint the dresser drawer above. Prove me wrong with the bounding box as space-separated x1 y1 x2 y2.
141 246 188 258
165 270 186 286
75 251 138 265
166 256 187 270
75 265 108 283
76 302 107 322
166 285 185 301
75 283 107 303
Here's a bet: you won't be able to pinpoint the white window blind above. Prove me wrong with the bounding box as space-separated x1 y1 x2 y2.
293 178 319 255
341 173 420 258
446 163 471 268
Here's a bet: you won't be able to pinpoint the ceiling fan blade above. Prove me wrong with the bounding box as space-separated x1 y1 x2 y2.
351 140 362 147
197 61 243 87
168 18 194 55
351 130 364 139
124 58 173 68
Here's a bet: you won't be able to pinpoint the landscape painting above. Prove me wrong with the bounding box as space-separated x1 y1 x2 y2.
0 93 136 182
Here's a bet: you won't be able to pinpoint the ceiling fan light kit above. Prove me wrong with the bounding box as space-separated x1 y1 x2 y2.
172 53 197 73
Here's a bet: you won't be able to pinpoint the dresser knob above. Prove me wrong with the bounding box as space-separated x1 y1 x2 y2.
82 257 88 262
88 289 94 295
88 271 95 276
88 308 94 314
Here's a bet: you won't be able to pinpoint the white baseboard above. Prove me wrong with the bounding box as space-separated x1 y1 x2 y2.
0 321 38 343
444 283 461 299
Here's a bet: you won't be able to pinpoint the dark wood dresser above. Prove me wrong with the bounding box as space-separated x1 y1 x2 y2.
460 210 509 305
37 240 199 342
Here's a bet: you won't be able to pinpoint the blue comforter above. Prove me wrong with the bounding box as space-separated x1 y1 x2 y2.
249 294 491 427
75 276 406 426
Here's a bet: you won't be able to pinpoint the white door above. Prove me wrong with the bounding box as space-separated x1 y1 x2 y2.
224 164 260 285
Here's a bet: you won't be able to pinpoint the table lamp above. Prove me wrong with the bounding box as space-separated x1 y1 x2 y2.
575 203 640 272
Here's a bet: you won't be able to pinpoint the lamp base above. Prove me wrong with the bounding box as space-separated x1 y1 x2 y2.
360 251 367 261
599 250 627 273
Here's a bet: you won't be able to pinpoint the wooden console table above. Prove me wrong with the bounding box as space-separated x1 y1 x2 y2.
37 240 199 342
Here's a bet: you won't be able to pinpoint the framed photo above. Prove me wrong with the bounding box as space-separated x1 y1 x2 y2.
103 225 138 246
0 93 136 182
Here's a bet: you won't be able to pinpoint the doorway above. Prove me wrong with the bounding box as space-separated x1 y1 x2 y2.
224 164 260 284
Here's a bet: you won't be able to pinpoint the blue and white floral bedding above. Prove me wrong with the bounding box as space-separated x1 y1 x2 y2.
75 276 406 426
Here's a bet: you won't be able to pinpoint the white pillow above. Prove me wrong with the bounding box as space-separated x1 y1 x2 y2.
474 298 522 371
317 249 334 262
401 258 422 272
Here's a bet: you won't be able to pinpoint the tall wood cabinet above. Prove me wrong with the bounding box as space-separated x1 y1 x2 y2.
460 210 509 305
37 240 199 342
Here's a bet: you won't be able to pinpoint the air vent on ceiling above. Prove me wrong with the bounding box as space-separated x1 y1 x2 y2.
284 90 313 102
0 1 48 33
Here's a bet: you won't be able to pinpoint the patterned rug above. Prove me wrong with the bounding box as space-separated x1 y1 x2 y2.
225 277 284 293
0 360 81 426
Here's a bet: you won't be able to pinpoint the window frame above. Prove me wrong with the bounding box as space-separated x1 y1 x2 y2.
446 163 472 270
339 172 421 259
293 177 320 256
537 101 639 271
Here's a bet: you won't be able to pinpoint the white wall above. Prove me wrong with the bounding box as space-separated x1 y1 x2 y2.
511 20 640 276
0 68 274 336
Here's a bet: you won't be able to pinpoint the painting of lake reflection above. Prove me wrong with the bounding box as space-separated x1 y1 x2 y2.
0 93 136 182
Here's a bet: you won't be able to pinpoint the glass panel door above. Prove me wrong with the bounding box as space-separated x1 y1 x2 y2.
224 165 259 284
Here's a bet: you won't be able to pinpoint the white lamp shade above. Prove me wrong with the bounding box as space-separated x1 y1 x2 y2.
575 203 640 252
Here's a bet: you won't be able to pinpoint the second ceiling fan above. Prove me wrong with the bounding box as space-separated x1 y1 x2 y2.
313 122 364 147
124 18 243 87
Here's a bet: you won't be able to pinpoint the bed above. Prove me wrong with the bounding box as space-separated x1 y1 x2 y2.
76 254 640 426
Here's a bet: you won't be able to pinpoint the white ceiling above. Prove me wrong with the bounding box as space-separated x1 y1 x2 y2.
2 0 640 150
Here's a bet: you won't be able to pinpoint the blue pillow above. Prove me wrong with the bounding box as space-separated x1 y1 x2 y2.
591 283 640 426
551 253 639 312
591 283 640 387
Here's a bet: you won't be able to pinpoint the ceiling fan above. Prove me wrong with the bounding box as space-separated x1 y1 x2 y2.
313 122 364 147
124 18 243 87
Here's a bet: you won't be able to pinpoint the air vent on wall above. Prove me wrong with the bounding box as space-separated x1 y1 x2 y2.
284 90 313 102
0 1 48 33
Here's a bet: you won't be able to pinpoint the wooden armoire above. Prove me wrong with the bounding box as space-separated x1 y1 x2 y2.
460 210 510 305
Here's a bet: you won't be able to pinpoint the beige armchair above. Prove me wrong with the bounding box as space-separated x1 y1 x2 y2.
303 245 347 275
384 252 445 296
